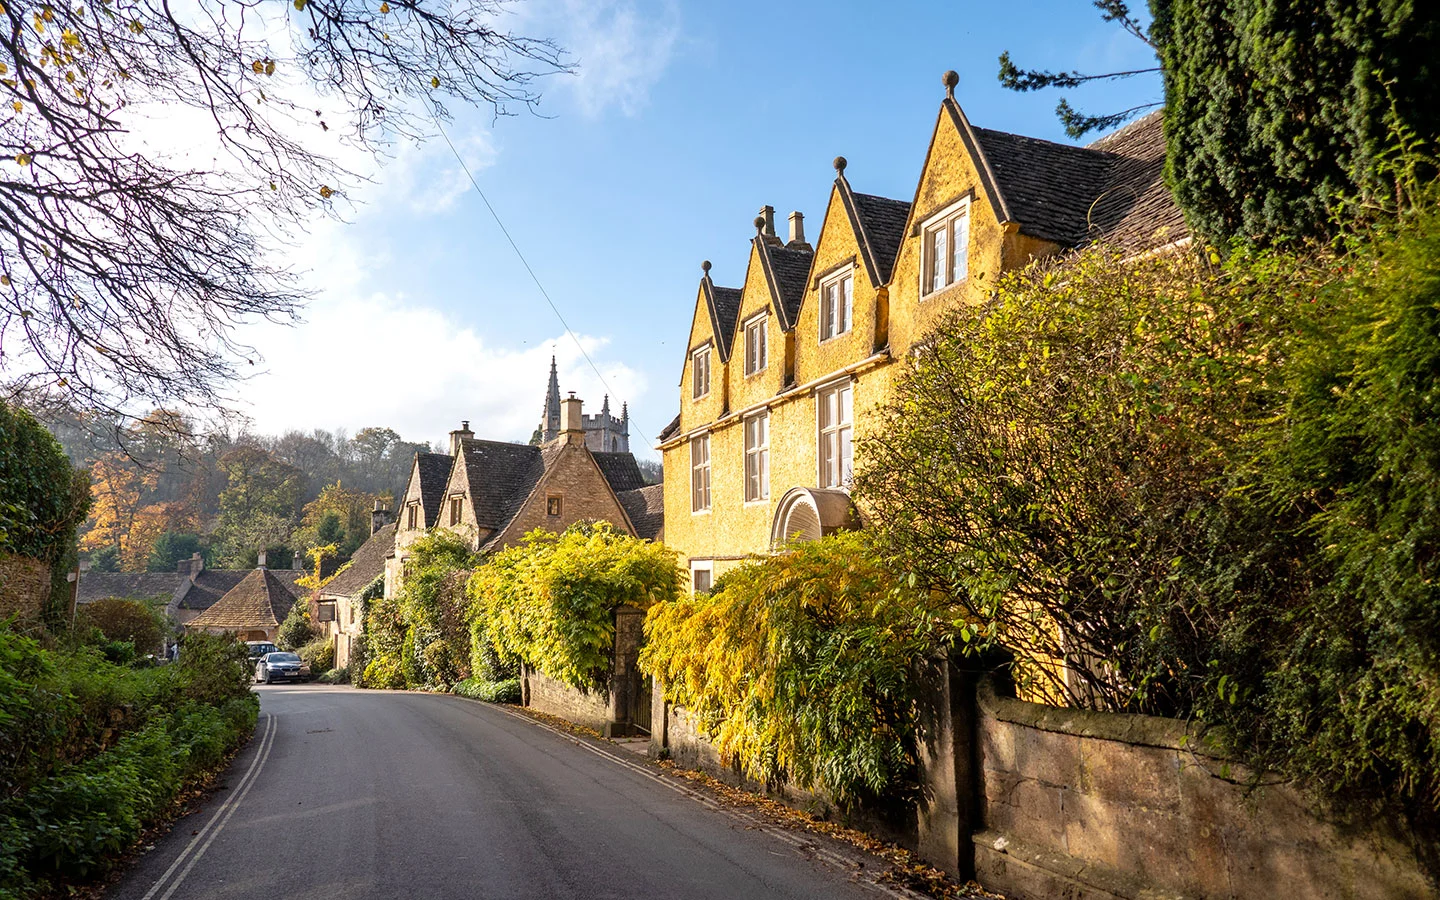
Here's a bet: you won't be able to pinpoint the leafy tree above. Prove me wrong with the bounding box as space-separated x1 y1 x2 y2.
87 545 120 573
1152 0 1440 243
0 0 567 420
145 532 206 573
121 501 198 572
0 400 90 564
77 451 152 555
211 446 302 566
276 600 317 651
292 481 387 558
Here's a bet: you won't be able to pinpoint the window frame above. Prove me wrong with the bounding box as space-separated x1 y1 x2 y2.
691 344 712 401
690 433 712 513
406 502 419 530
816 380 855 489
743 410 770 504
448 495 463 526
546 494 563 517
743 312 768 377
690 561 714 595
818 266 855 343
919 197 972 300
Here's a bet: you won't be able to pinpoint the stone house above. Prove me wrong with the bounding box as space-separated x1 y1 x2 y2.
384 398 661 599
317 521 394 670
659 73 1187 590
184 563 308 642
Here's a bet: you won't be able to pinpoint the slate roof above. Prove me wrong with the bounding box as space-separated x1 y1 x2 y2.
1082 112 1188 250
414 451 453 527
617 484 664 542
754 238 814 331
964 109 1185 251
839 184 912 286
702 278 743 361
76 573 185 606
657 414 680 442
322 523 396 598
593 452 646 494
177 570 250 610
460 438 551 531
186 568 302 631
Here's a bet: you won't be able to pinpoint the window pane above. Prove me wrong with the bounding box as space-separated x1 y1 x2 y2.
758 445 768 498
931 226 947 293
839 385 853 424
821 431 836 487
758 323 767 369
952 210 969 283
820 389 834 429
839 426 853 484
842 275 853 333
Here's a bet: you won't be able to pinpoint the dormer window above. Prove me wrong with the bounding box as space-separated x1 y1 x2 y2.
744 312 768 376
449 496 463 526
819 268 854 341
921 198 970 297
692 345 711 400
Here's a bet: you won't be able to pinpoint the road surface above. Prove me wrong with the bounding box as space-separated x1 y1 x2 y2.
105 685 912 900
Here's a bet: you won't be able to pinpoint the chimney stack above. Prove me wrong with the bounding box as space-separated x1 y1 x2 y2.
371 498 392 535
257 549 267 569
788 211 806 247
561 393 585 446
449 420 474 456
758 205 779 244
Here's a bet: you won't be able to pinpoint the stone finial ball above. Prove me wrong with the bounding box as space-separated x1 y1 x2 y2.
833 156 847 173
943 70 960 90
754 215 766 231
701 260 711 274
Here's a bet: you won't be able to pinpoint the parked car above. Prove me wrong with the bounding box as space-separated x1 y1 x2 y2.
254 651 310 684
246 641 280 664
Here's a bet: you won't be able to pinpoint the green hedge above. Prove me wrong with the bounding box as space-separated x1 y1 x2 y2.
452 677 521 704
0 629 256 898
0 400 90 564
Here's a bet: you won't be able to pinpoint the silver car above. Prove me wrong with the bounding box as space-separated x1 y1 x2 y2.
254 651 310 684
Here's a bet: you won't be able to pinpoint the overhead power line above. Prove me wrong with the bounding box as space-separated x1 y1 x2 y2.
431 114 652 450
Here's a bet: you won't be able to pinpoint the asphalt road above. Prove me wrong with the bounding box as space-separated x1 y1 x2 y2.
105 685 911 900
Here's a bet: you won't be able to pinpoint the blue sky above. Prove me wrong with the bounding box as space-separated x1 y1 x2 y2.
238 0 1162 459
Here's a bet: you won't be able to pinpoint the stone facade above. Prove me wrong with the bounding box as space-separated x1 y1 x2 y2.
520 606 649 737
659 76 1182 589
0 552 51 626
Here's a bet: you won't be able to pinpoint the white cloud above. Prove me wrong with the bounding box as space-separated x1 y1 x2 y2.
525 0 681 117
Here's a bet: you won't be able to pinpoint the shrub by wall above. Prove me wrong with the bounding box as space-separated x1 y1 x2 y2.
361 531 476 691
469 522 682 691
641 532 943 805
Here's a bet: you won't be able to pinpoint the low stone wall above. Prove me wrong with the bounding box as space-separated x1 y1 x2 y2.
525 667 614 732
0 553 52 625
967 675 1431 900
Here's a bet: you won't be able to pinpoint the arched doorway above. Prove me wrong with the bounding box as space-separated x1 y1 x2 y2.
770 487 859 548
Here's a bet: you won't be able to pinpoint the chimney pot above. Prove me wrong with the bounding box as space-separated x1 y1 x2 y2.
758 205 776 237
257 550 267 569
449 420 474 456
788 211 806 246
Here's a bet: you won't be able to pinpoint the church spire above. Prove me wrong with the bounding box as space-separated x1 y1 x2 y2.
601 394 611 418
541 355 562 443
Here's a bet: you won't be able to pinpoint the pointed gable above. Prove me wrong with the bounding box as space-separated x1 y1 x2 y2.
406 451 452 528
458 438 549 530
698 266 743 362
752 235 813 332
834 162 911 287
186 568 299 632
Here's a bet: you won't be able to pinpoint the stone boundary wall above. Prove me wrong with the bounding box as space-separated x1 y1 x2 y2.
0 552 52 625
922 663 1432 900
524 667 614 733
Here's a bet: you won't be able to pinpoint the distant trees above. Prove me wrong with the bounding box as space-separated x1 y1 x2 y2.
212 447 303 567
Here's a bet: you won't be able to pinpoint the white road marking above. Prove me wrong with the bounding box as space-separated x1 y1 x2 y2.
138 712 278 900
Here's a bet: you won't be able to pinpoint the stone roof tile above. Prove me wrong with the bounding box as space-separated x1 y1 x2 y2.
322 523 396 598
186 568 300 631
617 483 664 542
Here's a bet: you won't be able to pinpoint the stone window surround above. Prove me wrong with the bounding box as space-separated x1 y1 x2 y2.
692 343 712 400
818 264 855 343
689 560 713 595
743 409 770 504
742 311 768 377
546 494 563 517
816 378 854 489
919 195 971 300
690 432 711 513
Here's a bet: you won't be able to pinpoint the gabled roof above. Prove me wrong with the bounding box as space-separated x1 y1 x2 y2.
321 523 397 599
459 438 553 531
178 569 251 610
413 451 453 527
834 172 912 286
752 237 814 331
593 452 646 494
617 484 664 542
186 568 302 631
936 96 1185 251
699 270 743 361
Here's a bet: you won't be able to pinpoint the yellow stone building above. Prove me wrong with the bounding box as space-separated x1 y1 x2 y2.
658 73 1186 589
